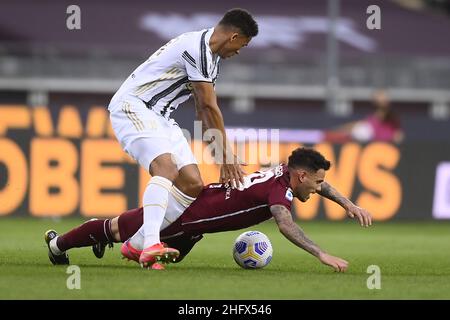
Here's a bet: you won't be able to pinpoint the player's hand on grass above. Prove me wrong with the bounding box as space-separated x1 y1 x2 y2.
220 156 247 189
319 252 349 272
346 204 372 227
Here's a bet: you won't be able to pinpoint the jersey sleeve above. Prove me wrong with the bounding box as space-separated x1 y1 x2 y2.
181 49 213 82
267 184 293 212
180 33 213 82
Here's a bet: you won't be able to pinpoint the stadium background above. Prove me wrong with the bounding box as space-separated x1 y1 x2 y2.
1 0 450 302
1 0 449 221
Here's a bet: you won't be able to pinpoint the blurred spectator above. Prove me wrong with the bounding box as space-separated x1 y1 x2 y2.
326 90 405 144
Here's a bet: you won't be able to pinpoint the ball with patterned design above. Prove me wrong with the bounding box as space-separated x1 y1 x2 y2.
233 231 273 269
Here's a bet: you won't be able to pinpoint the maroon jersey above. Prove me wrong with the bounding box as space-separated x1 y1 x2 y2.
161 164 293 238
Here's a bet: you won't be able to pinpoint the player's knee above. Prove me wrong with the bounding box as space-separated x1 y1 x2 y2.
177 178 203 198
150 154 179 181
161 167 179 182
189 179 203 197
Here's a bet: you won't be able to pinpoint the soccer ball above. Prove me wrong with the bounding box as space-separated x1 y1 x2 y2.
233 231 273 269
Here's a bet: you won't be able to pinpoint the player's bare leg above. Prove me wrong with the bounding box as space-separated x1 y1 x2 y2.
174 164 204 198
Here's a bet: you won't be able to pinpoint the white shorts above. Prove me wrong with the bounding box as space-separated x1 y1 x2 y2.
108 94 197 171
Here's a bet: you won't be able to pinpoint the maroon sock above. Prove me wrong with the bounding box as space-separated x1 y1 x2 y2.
56 219 115 252
118 207 144 242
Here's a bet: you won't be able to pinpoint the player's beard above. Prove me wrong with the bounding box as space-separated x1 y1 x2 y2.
299 193 310 202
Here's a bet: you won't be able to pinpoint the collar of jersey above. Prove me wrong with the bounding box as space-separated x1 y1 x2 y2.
205 27 214 56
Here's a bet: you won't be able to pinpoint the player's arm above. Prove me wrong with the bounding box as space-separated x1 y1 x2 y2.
270 204 348 272
270 204 322 257
317 182 372 227
191 81 245 188
191 81 226 140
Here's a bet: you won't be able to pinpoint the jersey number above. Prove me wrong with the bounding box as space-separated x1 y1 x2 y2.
238 170 275 191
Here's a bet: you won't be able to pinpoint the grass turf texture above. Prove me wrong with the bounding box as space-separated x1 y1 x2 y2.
0 217 449 299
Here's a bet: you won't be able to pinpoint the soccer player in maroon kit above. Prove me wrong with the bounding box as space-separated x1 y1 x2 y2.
45 148 372 271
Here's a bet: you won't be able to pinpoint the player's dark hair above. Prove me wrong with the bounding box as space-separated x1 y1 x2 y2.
218 8 258 38
288 147 331 172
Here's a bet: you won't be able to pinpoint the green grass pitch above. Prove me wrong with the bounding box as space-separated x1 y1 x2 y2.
0 217 449 299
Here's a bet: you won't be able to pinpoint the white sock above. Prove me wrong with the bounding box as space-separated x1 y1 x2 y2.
49 237 63 255
129 227 145 251
129 185 196 249
160 185 195 231
142 176 172 248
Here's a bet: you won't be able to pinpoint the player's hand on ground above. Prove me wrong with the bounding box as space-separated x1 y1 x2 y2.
220 156 247 189
346 204 372 227
319 252 349 272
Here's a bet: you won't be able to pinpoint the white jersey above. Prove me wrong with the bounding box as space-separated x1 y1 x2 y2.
109 27 220 119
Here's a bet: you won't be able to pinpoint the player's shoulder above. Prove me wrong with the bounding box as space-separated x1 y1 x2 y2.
178 28 208 44
265 164 294 207
266 163 291 189
267 163 289 180
247 164 289 191
179 28 212 52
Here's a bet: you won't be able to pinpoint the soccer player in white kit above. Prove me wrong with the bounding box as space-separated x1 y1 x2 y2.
108 9 259 268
